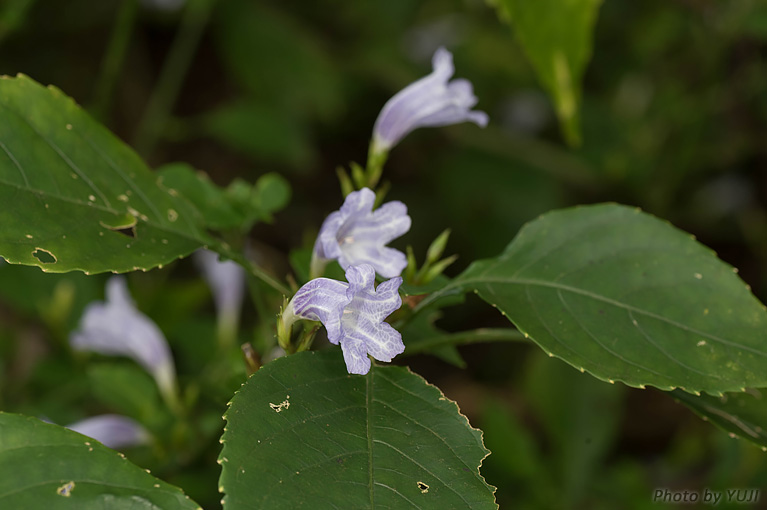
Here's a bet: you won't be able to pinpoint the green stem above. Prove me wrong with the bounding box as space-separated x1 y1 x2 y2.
295 324 320 352
210 239 290 296
242 257 289 296
403 328 528 356
91 0 139 121
156 368 184 417
216 307 240 349
134 0 216 156
410 281 464 317
365 140 389 189
309 253 327 280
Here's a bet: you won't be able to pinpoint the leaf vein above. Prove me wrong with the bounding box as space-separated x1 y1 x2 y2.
372 438 471 506
467 277 767 358
556 288 665 377
374 482 421 508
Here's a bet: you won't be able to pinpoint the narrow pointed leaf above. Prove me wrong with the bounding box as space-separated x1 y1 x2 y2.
0 75 208 274
491 0 602 145
0 412 200 509
219 349 496 509
423 203 767 395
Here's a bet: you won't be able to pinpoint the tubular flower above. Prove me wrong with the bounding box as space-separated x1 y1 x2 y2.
194 249 246 346
194 249 245 320
372 47 488 155
312 188 411 279
67 414 150 450
70 276 177 402
282 264 404 375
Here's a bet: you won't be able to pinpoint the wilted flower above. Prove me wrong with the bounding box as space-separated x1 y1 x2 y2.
372 47 488 155
282 264 404 375
194 249 246 345
67 414 150 450
311 188 411 279
70 276 177 404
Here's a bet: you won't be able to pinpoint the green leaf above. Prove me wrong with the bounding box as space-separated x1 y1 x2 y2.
157 163 291 233
0 75 208 274
672 389 767 450
156 163 243 231
252 172 291 218
399 276 467 368
86 363 166 426
422 203 767 395
0 412 200 509
490 0 603 145
219 350 497 509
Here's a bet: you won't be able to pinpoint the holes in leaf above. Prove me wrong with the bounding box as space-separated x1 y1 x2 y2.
56 481 75 497
32 248 56 264
417 481 429 493
114 226 136 238
100 214 138 239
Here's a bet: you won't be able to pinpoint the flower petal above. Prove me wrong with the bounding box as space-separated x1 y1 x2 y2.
431 46 455 78
67 414 150 450
344 319 404 364
315 211 346 261
313 188 410 278
372 47 488 152
105 275 134 308
345 266 403 320
344 264 377 295
340 336 372 375
194 249 246 318
364 201 411 244
285 265 405 375
365 276 404 322
342 266 404 366
341 245 407 279
70 276 176 396
290 277 351 344
338 187 376 219
373 49 455 148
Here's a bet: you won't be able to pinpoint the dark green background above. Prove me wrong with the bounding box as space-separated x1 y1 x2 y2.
1 1 766 508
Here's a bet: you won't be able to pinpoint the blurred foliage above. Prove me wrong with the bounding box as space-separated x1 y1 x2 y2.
0 0 765 508
490 0 603 145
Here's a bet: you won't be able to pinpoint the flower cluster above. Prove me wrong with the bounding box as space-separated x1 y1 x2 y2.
290 186 412 375
71 47 485 379
285 47 486 375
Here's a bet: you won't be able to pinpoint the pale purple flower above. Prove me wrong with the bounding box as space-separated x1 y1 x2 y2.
70 277 177 401
372 47 488 154
194 249 245 340
67 414 150 450
283 264 404 375
312 188 411 279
